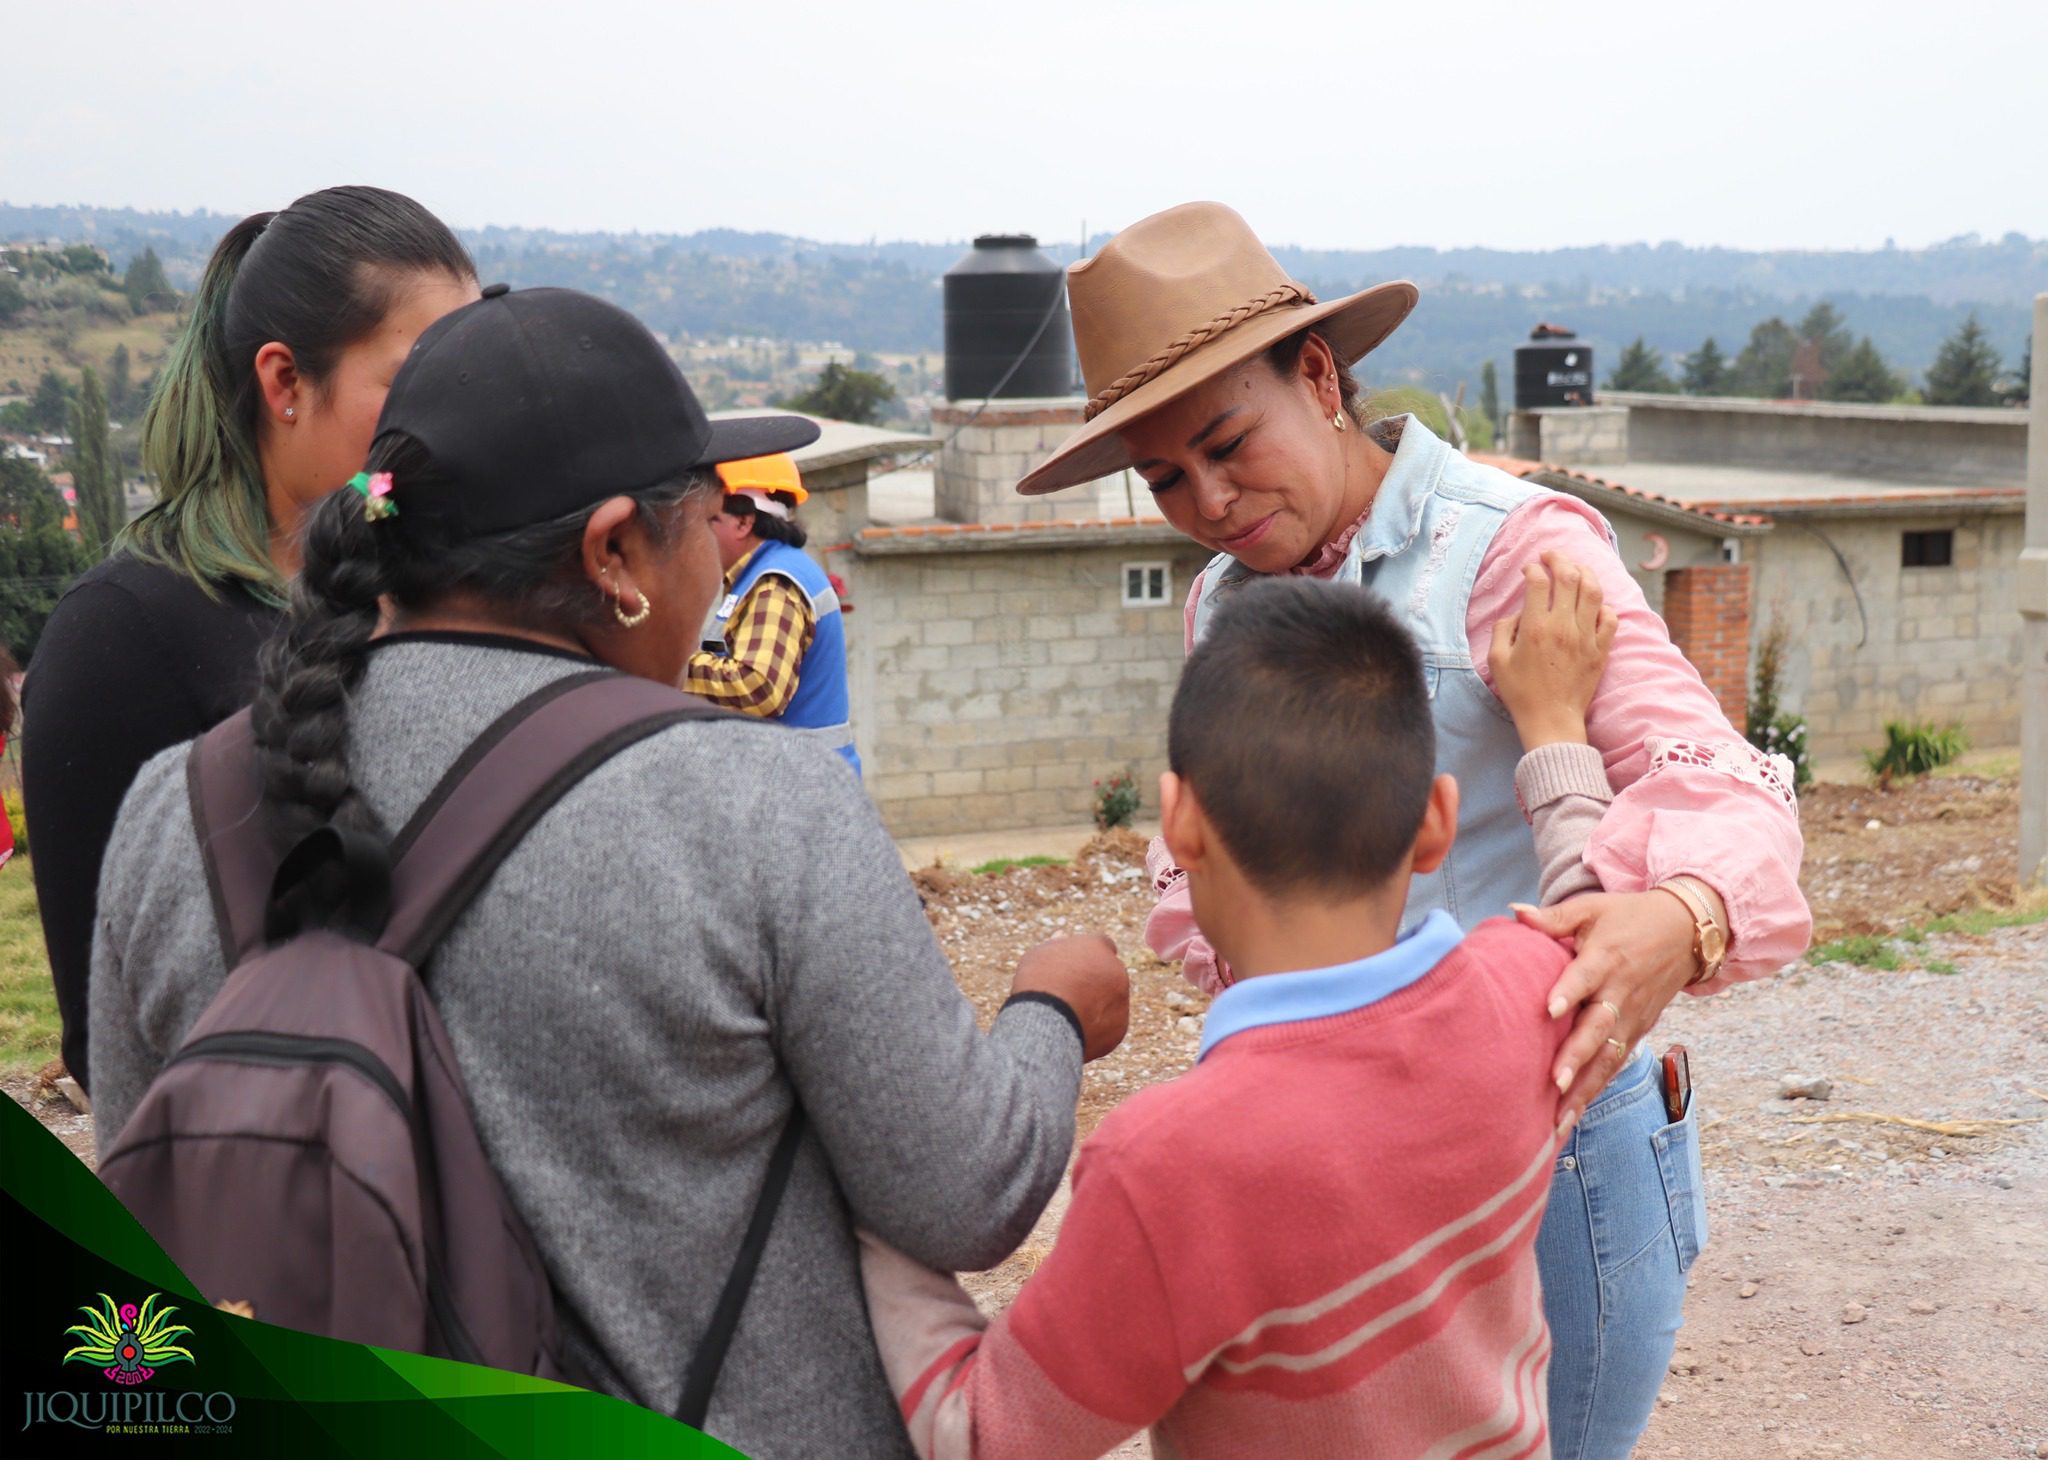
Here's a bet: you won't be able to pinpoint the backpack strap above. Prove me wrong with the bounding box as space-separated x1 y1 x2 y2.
376 671 730 964
188 708 275 970
675 1110 808 1430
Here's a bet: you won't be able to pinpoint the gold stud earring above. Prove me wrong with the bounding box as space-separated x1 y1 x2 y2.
614 586 652 628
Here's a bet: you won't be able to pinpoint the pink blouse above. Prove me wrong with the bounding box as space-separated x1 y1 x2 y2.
1145 493 1811 996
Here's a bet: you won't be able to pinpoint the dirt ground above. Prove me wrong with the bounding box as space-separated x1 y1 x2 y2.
14 769 2044 1458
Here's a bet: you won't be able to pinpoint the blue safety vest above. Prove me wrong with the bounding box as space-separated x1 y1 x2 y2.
716 540 860 776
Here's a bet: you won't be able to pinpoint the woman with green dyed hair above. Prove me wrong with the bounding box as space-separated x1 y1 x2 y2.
24 186 478 1092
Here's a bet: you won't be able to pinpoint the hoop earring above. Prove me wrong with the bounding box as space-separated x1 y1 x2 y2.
614 586 652 628
1332 410 1348 431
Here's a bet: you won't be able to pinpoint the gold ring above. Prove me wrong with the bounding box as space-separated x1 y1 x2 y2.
1600 1000 1622 1024
1605 1037 1628 1057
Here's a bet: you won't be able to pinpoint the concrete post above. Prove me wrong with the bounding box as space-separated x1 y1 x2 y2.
2020 294 2048 885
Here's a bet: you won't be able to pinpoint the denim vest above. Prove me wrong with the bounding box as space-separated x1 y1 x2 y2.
1193 418 1614 936
717 541 860 777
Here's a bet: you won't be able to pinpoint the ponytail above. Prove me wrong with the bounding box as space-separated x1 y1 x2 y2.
129 214 279 599
120 187 476 604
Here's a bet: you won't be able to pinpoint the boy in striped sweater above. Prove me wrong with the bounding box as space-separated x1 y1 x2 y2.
861 569 1619 1459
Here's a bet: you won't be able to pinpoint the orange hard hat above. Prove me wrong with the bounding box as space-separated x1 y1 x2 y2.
715 452 807 505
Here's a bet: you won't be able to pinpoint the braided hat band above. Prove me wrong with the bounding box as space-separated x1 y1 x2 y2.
1081 283 1319 423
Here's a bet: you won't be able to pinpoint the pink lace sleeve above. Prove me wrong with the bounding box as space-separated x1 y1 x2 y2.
1471 497 1812 988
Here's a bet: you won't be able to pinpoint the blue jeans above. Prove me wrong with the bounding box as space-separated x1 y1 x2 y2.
1536 1048 1708 1459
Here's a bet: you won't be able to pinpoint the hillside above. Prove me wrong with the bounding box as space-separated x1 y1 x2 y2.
5 204 2040 394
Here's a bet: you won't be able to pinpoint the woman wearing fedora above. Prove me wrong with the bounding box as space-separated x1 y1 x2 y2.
1018 204 1811 1459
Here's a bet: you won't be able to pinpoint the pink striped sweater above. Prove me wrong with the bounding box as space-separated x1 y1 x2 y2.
860 915 1571 1459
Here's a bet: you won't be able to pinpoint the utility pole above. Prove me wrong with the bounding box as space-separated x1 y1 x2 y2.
2021 293 2047 885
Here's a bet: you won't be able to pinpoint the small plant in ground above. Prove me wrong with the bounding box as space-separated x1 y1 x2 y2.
1864 720 1967 789
2 789 23 856
1924 959 1960 976
969 855 1069 877
1092 770 1141 831
1745 617 1812 788
1806 934 1903 970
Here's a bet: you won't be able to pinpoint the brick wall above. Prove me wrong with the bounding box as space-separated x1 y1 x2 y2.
1662 563 1752 728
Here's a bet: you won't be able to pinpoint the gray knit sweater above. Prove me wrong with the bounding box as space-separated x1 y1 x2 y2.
90 637 1083 1460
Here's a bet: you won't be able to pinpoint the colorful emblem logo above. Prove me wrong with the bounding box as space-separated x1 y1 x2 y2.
61 1295 194 1386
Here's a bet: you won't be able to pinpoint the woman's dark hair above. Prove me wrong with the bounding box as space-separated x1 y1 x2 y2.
724 491 808 549
1264 327 1363 425
124 186 476 603
250 432 711 849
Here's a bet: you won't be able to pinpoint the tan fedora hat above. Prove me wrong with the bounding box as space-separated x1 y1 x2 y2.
1016 202 1417 496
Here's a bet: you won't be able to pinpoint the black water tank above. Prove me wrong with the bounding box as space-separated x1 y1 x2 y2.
942 234 1072 400
1514 323 1595 408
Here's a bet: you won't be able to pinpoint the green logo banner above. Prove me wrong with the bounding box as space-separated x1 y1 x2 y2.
1 1098 745 1457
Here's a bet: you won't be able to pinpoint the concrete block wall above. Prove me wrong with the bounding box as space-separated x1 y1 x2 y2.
1661 564 1752 728
932 399 1142 524
1607 394 2027 487
1748 513 2023 758
1508 406 1630 466
850 541 1215 836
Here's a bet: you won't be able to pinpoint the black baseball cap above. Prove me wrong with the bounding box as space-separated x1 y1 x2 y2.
373 284 821 537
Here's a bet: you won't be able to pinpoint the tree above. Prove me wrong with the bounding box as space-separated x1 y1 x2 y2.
1479 360 1501 433
1922 314 2002 406
1821 337 1902 403
68 367 119 555
2002 339 2032 406
777 361 897 425
123 246 176 315
107 343 134 419
0 274 25 327
0 456 93 660
1728 318 1799 398
1681 337 1728 395
1605 337 1676 393
31 369 73 432
1795 301 1854 374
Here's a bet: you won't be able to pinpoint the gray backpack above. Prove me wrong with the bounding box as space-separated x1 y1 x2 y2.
99 671 804 1426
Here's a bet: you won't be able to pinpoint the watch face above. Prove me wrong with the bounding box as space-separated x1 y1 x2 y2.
1701 923 1729 965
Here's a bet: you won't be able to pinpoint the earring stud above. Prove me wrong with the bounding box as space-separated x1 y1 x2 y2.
284 407 295 419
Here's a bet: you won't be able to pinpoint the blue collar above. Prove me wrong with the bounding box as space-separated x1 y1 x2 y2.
1196 909 1466 1061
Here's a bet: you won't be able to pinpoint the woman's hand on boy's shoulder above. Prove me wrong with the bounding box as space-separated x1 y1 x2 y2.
1510 890 1698 1130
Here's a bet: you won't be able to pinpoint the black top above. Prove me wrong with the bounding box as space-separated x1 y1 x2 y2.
23 553 280 1090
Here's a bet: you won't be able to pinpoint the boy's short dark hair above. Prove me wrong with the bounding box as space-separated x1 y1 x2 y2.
1169 578 1436 899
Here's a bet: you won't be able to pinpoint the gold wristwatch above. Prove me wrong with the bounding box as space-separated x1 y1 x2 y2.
1658 876 1728 985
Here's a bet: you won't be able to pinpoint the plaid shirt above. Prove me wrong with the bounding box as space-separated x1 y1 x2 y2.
684 548 817 716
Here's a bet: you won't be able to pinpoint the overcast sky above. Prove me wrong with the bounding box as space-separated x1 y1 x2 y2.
6 0 2044 253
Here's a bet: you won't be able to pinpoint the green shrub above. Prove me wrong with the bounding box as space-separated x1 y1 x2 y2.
2 788 23 858
1865 720 1967 788
1092 770 1140 831
1744 619 1811 787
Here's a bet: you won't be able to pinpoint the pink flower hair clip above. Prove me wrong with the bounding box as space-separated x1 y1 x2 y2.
344 471 398 523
